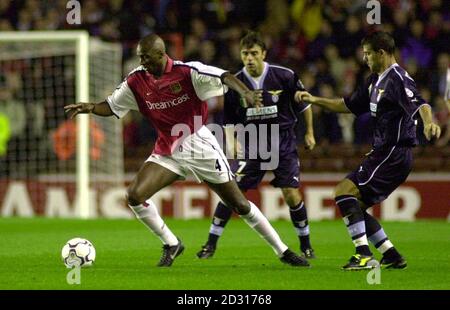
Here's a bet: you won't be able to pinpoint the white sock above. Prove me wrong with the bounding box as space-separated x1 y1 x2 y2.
240 201 288 256
129 199 178 246
377 240 394 254
209 223 225 236
352 235 369 248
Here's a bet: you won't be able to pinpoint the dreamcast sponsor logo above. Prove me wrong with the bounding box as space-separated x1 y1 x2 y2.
146 93 190 110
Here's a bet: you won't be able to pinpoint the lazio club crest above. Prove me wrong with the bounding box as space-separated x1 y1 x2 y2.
268 90 283 103
376 88 385 102
170 82 182 94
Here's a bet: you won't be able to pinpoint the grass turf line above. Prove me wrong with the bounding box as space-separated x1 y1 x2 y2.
0 218 449 289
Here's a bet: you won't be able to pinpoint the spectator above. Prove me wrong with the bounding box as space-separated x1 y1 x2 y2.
434 97 450 147
0 88 26 138
313 83 342 144
0 0 447 171
291 0 323 41
324 45 345 84
401 20 433 68
16 9 33 30
306 20 335 61
336 15 365 58
0 111 10 157
430 53 449 100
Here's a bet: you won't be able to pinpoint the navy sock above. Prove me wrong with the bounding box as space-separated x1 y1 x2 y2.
383 247 402 260
207 202 233 246
289 201 312 251
364 211 382 236
364 211 400 258
335 195 371 256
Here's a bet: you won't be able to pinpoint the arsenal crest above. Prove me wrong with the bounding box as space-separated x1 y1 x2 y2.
170 82 182 94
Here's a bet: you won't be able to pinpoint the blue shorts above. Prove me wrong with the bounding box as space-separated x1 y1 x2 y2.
231 150 300 190
347 146 413 206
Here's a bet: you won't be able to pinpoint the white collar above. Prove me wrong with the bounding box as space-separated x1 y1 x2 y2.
243 62 268 89
375 63 398 86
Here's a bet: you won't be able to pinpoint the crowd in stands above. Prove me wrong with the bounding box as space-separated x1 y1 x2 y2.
0 0 448 172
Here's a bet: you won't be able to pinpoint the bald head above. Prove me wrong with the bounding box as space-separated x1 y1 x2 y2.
139 34 166 54
137 34 167 76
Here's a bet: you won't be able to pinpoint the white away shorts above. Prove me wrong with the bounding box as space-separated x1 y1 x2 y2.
146 126 233 184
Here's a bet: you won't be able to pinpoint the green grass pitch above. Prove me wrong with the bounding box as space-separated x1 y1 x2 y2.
0 218 449 290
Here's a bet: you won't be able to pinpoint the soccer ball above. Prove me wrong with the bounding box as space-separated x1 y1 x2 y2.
61 238 96 268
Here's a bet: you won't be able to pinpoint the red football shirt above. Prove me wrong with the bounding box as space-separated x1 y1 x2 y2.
107 56 228 155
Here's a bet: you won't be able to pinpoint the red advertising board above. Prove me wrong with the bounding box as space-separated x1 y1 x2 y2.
0 174 449 220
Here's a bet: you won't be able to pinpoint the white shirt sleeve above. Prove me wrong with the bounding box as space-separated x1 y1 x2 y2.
106 80 139 118
186 61 229 101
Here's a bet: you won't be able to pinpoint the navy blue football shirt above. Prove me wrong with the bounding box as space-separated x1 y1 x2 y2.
223 62 310 159
344 63 429 149
224 62 310 129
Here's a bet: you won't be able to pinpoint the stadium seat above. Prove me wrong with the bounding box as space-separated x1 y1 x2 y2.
344 157 363 170
442 157 450 170
325 143 356 158
315 158 344 172
300 158 315 171
354 144 372 157
413 157 444 171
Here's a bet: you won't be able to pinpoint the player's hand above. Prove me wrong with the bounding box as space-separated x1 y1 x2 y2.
225 138 242 159
295 91 315 103
64 102 95 119
304 132 316 150
235 140 243 159
423 122 441 141
243 90 263 108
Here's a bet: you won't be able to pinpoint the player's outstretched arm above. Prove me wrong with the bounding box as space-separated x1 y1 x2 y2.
303 107 316 150
221 72 263 107
64 101 114 119
419 104 441 141
295 91 350 113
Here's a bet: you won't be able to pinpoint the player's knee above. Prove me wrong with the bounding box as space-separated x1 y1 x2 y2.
334 183 347 198
334 180 351 198
127 185 146 206
334 179 360 199
282 188 301 207
232 199 251 215
285 195 298 208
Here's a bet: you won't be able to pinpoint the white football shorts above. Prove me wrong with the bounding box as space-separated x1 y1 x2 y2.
146 126 233 184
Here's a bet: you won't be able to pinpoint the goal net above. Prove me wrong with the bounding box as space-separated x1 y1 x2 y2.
0 31 124 218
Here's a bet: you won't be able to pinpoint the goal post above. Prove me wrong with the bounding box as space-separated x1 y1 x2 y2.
0 31 123 218
75 32 90 219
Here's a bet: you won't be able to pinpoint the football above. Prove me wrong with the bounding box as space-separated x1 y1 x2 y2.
61 238 96 268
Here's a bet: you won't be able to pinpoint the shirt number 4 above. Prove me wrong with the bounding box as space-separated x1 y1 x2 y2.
215 159 222 171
